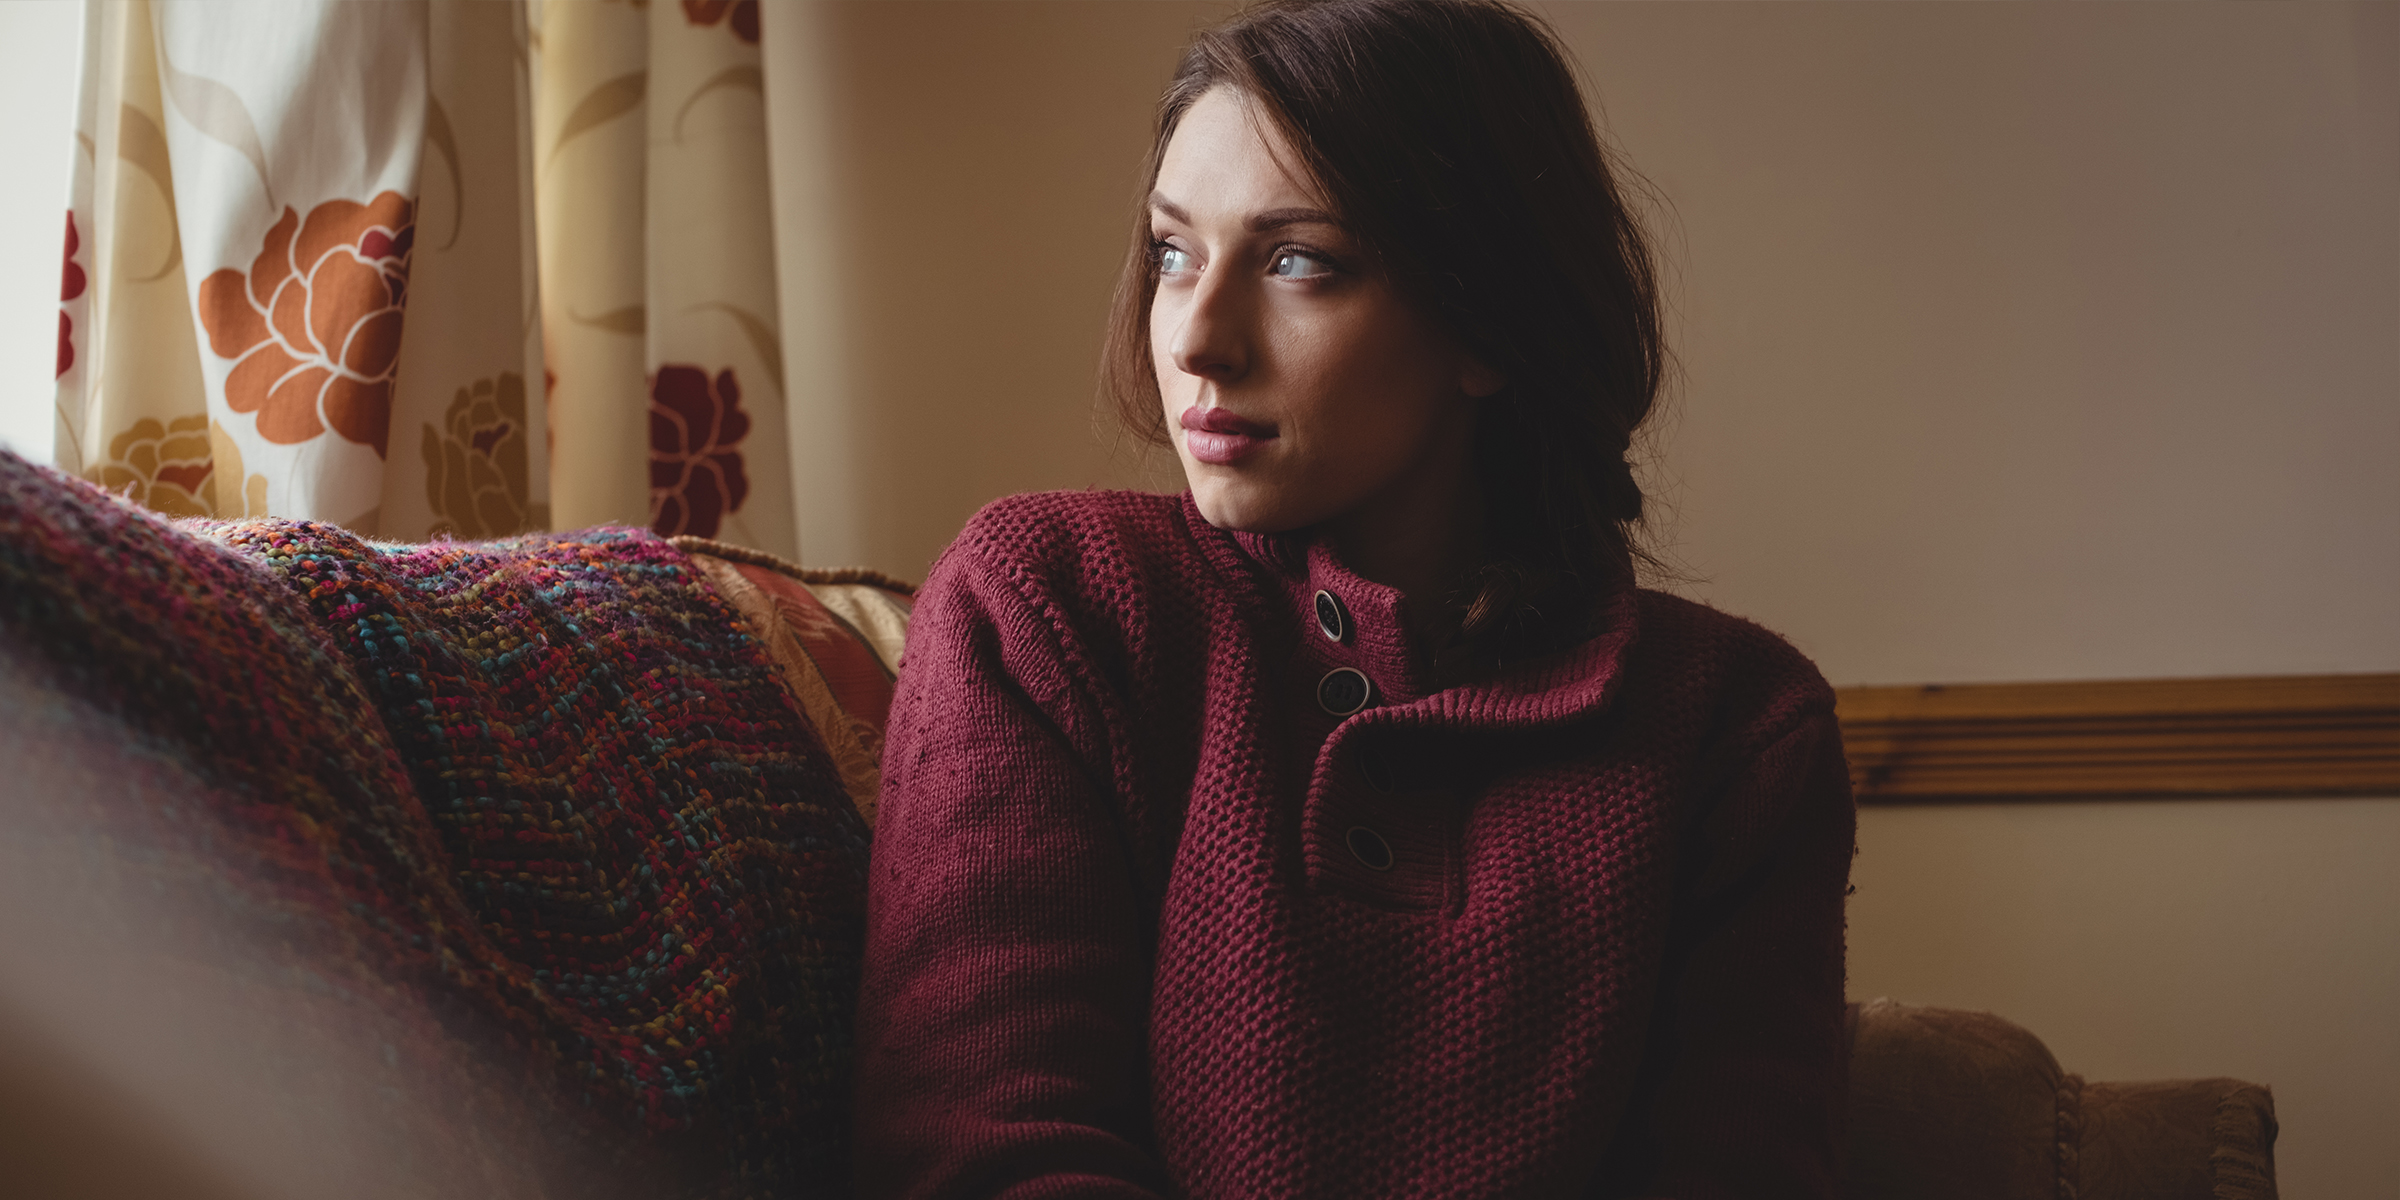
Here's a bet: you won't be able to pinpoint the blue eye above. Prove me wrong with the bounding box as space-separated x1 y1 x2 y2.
1270 250 1333 280
1157 245 1196 276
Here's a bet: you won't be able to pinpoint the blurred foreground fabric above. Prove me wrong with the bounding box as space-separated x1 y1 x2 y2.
0 450 865 1198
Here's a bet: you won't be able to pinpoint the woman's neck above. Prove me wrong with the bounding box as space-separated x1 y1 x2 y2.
1320 420 1485 651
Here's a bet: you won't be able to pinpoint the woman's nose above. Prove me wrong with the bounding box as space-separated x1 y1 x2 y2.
1167 273 1249 382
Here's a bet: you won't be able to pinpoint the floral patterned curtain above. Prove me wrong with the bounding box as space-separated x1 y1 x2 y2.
53 0 794 556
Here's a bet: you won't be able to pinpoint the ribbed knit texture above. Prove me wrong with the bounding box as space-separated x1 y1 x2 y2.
0 452 868 1198
858 490 1855 1199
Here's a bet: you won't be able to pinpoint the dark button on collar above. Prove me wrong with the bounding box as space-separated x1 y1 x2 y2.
1346 825 1395 871
1316 667 1373 716
1313 589 1349 643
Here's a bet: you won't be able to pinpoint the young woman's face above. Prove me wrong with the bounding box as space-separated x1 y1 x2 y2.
1149 87 1500 534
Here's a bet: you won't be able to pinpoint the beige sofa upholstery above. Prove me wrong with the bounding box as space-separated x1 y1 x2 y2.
1847 998 2278 1200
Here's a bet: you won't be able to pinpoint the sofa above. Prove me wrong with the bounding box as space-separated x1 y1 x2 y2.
1846 999 2277 1200
0 453 2276 1198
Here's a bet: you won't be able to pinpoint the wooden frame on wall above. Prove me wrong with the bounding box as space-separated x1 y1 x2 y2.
1833 673 2400 804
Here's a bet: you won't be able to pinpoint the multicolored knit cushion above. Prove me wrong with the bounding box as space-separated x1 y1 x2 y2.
0 451 869 1199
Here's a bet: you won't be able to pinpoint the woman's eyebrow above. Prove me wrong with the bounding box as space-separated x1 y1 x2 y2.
1147 194 1343 234
1246 207 1341 233
1149 194 1194 225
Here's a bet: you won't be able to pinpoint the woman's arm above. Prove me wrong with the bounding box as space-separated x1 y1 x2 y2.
1600 707 1857 1199
854 547 1172 1200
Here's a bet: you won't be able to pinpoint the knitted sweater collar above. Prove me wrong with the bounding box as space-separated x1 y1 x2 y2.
1191 492 1644 735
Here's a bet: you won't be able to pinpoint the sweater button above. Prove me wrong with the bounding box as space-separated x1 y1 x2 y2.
1346 825 1395 871
1317 667 1373 716
1313 589 1349 643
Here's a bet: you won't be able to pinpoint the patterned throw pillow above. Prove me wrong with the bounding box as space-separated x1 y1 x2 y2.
673 536 914 827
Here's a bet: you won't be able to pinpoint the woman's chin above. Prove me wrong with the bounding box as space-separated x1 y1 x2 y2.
1185 477 1328 535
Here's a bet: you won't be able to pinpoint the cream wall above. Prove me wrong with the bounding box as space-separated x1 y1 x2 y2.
1531 8 2398 1196
762 1 1216 575
764 3 2398 1195
0 0 80 462
1554 1 2398 686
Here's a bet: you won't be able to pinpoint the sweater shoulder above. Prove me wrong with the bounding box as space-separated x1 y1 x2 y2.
1631 589 1827 685
957 488 1191 547
936 489 1200 599
1626 588 1837 751
923 490 1223 677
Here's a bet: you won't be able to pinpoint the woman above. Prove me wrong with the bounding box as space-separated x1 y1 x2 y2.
855 2 1854 1196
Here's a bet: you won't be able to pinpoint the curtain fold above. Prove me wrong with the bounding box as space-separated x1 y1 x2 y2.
53 0 795 557
398 0 550 540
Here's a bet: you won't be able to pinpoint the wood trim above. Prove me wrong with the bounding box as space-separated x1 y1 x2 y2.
1833 673 2400 803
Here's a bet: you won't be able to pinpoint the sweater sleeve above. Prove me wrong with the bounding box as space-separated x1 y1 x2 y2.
854 543 1172 1200
1602 706 1857 1200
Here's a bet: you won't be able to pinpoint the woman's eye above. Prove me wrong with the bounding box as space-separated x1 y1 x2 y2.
1157 245 1196 276
1270 250 1334 280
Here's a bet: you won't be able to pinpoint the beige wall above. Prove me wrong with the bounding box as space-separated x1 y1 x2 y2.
763 2 1224 577
1551 1 2398 686
0 0 78 461
761 3 2400 1194
1529 8 2399 1196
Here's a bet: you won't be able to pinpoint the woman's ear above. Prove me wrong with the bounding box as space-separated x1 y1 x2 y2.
1461 356 1507 399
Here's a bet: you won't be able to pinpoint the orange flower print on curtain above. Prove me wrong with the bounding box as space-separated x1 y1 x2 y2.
681 0 760 44
58 212 86 378
197 192 416 457
648 365 750 539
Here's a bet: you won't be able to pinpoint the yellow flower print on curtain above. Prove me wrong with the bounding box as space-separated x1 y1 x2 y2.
206 420 270 517
55 0 214 499
382 0 549 539
421 372 534 539
96 414 213 517
86 415 270 520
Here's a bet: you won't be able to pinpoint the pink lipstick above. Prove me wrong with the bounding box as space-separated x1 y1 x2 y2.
1180 405 1277 465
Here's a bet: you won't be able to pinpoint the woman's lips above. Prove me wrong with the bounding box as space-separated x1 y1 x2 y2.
1180 406 1277 466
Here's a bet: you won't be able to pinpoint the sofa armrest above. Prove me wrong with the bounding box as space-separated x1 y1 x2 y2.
1846 999 2071 1200
2078 1078 2278 1200
1846 999 2279 1200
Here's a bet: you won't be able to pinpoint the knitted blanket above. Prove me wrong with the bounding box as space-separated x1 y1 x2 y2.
0 451 868 1198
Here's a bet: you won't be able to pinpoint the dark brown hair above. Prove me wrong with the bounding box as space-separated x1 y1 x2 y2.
1103 0 1666 652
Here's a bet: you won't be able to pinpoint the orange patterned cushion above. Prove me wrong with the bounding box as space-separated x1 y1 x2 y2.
675 538 914 825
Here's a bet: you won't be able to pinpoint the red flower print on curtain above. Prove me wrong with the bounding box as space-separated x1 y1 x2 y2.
196 192 416 457
649 365 750 538
681 0 760 45
58 212 87 378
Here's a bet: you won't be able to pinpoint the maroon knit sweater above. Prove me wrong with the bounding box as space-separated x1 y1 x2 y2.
856 490 1854 1199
